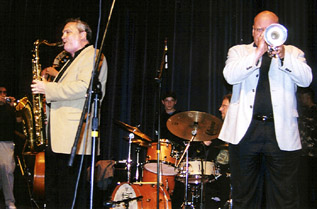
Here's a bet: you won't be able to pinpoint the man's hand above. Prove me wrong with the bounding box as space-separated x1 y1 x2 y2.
31 79 47 94
270 45 285 59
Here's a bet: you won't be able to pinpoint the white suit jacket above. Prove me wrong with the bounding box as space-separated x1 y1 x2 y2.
45 45 108 154
218 43 312 151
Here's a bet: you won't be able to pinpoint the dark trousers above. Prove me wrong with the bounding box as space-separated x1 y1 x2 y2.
229 120 301 209
45 147 91 209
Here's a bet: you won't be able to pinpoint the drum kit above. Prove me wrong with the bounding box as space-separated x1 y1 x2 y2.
109 111 226 209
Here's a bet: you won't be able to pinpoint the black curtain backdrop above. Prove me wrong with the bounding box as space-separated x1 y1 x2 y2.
1 0 316 161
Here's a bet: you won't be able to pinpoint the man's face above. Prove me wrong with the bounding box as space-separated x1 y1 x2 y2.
62 22 86 57
0 87 7 105
252 14 278 47
162 97 177 112
219 98 230 120
0 87 7 97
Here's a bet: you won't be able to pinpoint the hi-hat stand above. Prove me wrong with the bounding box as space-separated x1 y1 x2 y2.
176 129 197 209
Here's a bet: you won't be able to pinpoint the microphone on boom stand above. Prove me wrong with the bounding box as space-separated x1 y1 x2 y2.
155 38 168 82
155 38 168 209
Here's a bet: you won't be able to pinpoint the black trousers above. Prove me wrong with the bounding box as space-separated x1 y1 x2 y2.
45 146 91 209
229 119 301 209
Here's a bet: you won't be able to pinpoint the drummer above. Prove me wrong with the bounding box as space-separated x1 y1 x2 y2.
203 93 232 209
159 91 185 150
158 91 186 208
204 93 232 160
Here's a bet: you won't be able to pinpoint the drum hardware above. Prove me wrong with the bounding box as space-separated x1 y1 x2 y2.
135 146 141 182
167 111 222 209
127 133 134 183
105 195 143 208
221 184 233 209
115 119 152 183
179 129 198 209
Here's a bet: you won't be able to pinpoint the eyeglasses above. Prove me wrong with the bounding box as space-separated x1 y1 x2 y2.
0 91 7 94
253 27 265 33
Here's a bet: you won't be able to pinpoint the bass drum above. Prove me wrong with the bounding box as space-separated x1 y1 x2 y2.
142 168 175 195
111 183 172 209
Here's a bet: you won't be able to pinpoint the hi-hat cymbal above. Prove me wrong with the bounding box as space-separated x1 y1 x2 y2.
166 111 222 141
123 137 150 147
114 120 152 142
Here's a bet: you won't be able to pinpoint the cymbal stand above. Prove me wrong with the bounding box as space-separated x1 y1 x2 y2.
135 145 141 181
177 129 197 209
127 133 134 183
200 158 204 209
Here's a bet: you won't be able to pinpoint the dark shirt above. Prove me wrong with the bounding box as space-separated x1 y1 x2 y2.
160 110 185 150
253 53 273 116
54 44 91 82
0 104 16 141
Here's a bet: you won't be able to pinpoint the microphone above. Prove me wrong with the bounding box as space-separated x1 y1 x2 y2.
164 38 168 70
154 38 168 82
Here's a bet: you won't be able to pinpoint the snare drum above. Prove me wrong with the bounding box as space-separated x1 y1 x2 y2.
111 183 172 209
144 139 177 175
177 160 215 184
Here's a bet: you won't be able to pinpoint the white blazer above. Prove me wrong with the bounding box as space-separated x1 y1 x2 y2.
219 43 312 151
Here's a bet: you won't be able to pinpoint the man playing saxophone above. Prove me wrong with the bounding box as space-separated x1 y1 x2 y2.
31 18 108 209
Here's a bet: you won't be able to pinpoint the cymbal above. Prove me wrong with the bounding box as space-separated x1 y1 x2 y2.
123 137 150 147
114 120 152 142
166 111 222 141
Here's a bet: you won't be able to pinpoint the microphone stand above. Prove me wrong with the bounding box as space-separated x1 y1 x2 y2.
154 38 168 209
68 1 116 209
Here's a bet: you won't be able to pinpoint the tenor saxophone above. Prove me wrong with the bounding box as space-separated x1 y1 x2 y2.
30 40 62 152
30 39 47 152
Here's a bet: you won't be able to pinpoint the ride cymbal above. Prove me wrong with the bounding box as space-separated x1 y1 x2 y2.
166 111 222 141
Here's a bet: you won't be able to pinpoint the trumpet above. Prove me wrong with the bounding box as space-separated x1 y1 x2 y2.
264 23 288 58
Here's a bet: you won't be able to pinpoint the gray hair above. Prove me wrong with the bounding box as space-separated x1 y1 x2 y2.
65 18 92 43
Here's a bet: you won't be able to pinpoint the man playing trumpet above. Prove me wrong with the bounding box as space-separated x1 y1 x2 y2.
219 11 312 209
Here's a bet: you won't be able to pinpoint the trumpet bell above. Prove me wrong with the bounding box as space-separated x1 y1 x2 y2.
264 23 288 47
